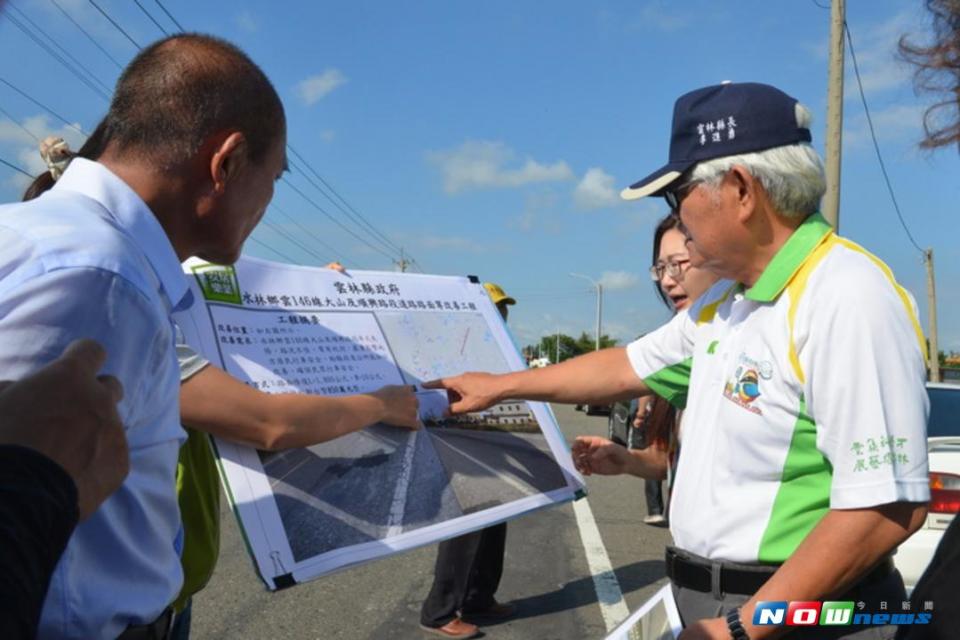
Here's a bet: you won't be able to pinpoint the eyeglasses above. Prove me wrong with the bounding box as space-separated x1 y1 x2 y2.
663 178 701 212
649 258 691 281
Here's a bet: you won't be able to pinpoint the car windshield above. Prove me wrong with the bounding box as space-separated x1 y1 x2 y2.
928 387 960 438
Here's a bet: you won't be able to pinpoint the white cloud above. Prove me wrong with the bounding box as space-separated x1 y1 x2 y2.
297 69 347 106
843 103 928 149
236 10 257 32
598 270 641 291
573 167 621 210
844 11 921 98
427 140 574 194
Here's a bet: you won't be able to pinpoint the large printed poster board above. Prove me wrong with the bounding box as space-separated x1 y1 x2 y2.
175 256 585 589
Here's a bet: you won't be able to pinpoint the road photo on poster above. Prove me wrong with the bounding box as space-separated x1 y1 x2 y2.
175 257 584 588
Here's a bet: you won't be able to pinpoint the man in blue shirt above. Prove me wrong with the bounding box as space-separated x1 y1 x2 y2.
0 34 286 639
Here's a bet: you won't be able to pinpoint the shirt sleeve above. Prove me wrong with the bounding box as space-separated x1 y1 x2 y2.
0 445 79 640
799 262 930 509
174 324 210 382
625 310 697 408
0 267 171 431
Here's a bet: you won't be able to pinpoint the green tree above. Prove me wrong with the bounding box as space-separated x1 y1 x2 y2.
524 332 618 364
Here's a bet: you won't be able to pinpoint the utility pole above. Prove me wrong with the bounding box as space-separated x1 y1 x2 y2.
823 0 845 230
570 273 603 351
395 248 409 273
926 248 941 382
555 327 560 363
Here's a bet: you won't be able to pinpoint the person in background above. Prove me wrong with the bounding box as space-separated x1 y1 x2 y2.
0 340 128 639
5 33 286 638
419 282 517 640
896 3 960 637
630 211 722 527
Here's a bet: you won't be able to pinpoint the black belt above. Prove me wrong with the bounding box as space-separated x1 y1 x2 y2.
116 607 175 640
665 547 895 596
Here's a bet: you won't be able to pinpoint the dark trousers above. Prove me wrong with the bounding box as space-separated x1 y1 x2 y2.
420 523 507 627
644 479 664 516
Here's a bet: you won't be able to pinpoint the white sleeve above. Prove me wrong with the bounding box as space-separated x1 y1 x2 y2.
626 310 697 408
800 265 930 509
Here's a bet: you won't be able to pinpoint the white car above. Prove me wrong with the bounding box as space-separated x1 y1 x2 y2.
893 382 960 592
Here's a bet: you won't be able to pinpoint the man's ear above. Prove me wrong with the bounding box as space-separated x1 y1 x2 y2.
727 165 756 223
209 132 248 195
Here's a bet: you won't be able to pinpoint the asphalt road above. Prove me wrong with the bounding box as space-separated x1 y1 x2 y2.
191 404 673 639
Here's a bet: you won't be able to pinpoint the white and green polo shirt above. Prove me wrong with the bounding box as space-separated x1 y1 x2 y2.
626 213 930 564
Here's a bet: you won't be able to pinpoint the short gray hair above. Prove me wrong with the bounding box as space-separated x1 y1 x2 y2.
690 103 826 218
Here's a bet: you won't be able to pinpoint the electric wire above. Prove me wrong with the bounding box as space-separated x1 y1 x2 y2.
88 0 141 50
153 0 184 32
133 0 169 36
0 77 88 137
1 5 111 101
284 153 402 259
7 2 114 95
280 176 398 262
247 235 300 264
0 156 33 178
260 218 334 264
0 105 41 142
48 0 124 70
269 203 344 260
845 21 924 253
286 144 406 256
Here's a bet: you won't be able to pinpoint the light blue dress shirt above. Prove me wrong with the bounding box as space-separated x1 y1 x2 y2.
0 158 190 639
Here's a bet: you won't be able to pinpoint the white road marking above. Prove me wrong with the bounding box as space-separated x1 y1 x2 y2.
431 432 533 494
572 497 630 631
385 430 419 537
269 453 315 489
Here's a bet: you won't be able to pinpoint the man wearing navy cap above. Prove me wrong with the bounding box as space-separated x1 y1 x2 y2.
427 82 930 639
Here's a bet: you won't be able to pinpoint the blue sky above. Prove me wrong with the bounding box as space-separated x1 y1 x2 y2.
1 0 958 351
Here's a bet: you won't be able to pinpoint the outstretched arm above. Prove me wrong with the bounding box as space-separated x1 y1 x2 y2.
425 347 649 414
180 364 419 451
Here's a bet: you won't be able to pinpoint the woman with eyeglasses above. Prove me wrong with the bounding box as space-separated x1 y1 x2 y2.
632 211 721 524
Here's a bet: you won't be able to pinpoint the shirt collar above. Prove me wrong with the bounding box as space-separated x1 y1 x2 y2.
744 212 834 302
54 158 189 309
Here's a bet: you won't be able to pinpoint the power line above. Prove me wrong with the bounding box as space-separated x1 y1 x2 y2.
88 0 142 50
286 144 406 256
844 21 924 253
0 156 33 178
49 0 124 70
280 176 399 262
0 77 88 136
0 105 40 142
259 218 333 264
284 153 403 258
246 235 300 264
153 0 184 32
133 0 169 36
269 203 345 260
8 2 113 96
2 5 111 101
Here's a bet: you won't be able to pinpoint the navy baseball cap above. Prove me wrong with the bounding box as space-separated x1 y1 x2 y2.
620 82 812 200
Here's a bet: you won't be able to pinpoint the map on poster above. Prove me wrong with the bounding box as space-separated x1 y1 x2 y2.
175 256 585 589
